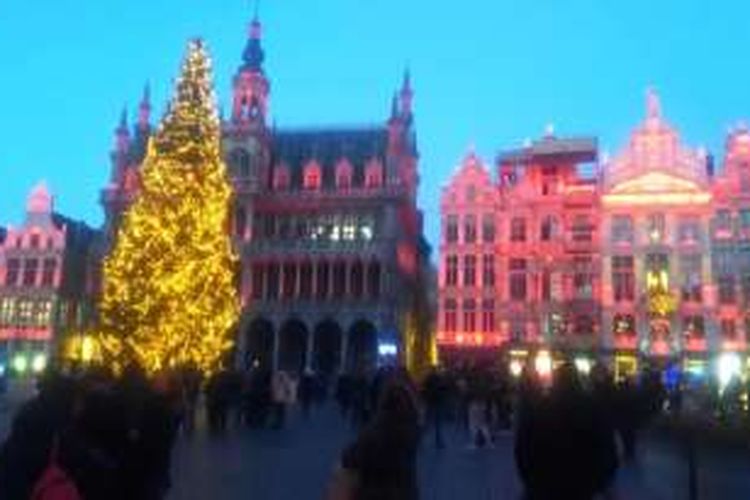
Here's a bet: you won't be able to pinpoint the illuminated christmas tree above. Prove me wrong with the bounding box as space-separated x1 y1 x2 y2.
98 39 239 375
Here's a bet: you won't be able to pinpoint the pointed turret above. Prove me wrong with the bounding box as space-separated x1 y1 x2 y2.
115 106 130 152
138 83 151 128
232 14 270 124
399 68 413 118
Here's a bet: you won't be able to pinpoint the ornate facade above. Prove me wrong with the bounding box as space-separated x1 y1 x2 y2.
439 90 750 377
101 17 429 375
0 184 98 370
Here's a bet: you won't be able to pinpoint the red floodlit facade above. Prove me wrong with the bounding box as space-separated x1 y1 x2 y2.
439 90 750 377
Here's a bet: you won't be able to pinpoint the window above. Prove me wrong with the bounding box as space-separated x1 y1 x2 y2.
510 217 526 242
611 215 633 243
333 261 347 298
18 300 33 326
571 215 593 242
0 298 15 326
234 206 247 238
365 161 383 188
740 209 750 238
541 271 551 301
464 215 477 243
266 263 279 299
680 254 702 303
278 216 292 240
251 263 264 299
41 259 56 287
5 259 20 286
743 275 750 305
482 254 495 288
466 185 477 203
721 319 737 340
229 149 250 178
303 162 322 190
718 275 736 305
445 215 458 243
573 315 594 336
262 214 276 239
613 314 636 337
46 237 54 249
462 299 476 332
573 258 593 299
463 255 476 286
367 261 381 298
683 315 705 339
482 214 495 243
445 255 458 286
316 262 330 299
299 263 313 299
336 161 353 189
612 256 635 302
273 165 290 190
30 234 40 249
540 215 557 241
678 216 701 243
34 300 52 327
741 164 750 193
481 299 494 333
648 213 666 243
282 263 297 298
715 209 732 237
23 259 38 287
350 262 364 298
444 299 457 332
509 258 527 301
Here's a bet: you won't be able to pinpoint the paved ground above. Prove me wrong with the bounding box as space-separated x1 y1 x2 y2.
3 384 750 500
169 404 750 500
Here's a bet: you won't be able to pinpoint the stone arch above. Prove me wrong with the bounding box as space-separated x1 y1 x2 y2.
347 319 378 373
245 317 274 370
313 319 343 376
279 318 309 373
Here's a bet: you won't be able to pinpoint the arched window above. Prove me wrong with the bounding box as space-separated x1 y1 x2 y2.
273 164 290 190
364 160 383 188
540 215 558 241
229 149 250 178
234 206 247 238
335 160 353 190
304 161 322 190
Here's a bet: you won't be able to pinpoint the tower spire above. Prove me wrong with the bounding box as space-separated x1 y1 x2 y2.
242 12 265 72
399 67 413 117
646 87 662 120
138 83 151 127
115 105 130 151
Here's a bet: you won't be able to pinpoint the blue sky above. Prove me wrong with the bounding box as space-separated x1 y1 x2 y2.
2 0 750 251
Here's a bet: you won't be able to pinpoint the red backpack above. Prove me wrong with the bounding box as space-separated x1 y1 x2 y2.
30 437 82 500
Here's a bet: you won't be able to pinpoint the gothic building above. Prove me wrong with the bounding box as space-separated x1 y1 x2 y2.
0 184 98 371
101 17 429 375
439 90 750 378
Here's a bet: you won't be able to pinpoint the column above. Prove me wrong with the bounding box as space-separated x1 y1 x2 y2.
339 331 349 373
272 328 280 371
305 330 315 372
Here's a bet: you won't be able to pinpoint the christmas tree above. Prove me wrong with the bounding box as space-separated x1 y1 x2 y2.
99 39 239 375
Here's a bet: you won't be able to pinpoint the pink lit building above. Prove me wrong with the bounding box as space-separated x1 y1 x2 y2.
0 184 98 370
439 90 750 377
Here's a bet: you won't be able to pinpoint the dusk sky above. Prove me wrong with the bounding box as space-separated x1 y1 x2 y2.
2 0 750 251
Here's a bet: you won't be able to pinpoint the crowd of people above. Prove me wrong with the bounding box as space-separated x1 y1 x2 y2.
0 358 681 500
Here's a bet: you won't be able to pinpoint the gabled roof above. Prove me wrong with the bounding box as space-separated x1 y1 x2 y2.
498 136 598 164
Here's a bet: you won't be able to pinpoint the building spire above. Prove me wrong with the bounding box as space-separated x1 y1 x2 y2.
138 83 151 127
242 11 265 72
399 67 413 117
646 87 662 120
115 106 130 152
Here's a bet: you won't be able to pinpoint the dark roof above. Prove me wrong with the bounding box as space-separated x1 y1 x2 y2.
498 136 598 164
51 213 100 248
0 226 6 245
270 126 389 187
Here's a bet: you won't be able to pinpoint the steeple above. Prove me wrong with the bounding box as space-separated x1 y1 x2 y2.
399 68 413 118
115 106 130 152
138 83 151 128
390 92 399 121
645 87 662 123
232 13 270 124
241 15 265 73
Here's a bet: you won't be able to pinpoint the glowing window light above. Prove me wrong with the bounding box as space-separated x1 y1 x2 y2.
475 333 484 345
31 353 47 373
535 350 553 377
509 359 523 378
81 336 95 363
378 342 397 356
575 357 592 375
718 352 742 389
12 354 28 374
0 363 6 376
456 334 465 344
361 225 373 240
